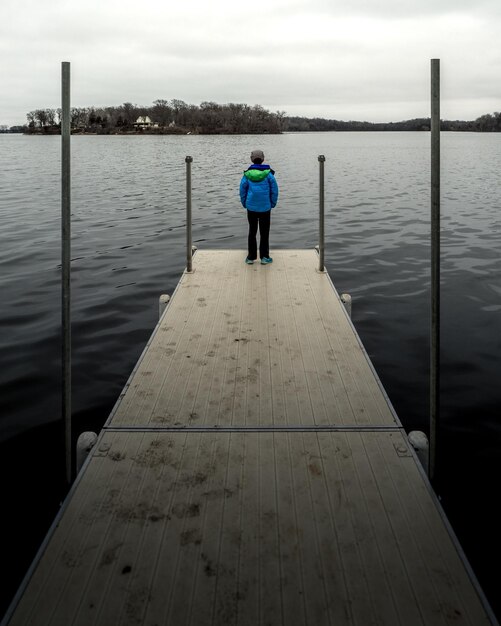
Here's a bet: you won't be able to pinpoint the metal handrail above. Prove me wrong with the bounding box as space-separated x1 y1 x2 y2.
318 155 326 271
430 58 441 482
61 61 72 484
186 156 193 272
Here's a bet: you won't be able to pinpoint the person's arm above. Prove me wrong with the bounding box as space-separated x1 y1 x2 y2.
269 174 279 208
239 177 249 208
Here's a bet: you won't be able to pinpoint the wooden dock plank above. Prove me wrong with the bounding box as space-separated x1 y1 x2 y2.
288 251 395 426
377 432 490 625
318 431 406 624
4 249 496 626
284 254 352 426
266 255 312 427
108 250 398 429
348 432 438 624
6 430 494 626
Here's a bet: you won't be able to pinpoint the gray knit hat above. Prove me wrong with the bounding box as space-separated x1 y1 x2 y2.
250 149 264 161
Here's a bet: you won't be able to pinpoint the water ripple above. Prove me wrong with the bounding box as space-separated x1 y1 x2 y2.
1 131 500 618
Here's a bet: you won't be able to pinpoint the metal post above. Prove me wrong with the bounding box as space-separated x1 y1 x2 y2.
430 58 441 482
61 61 72 485
186 156 193 272
318 155 326 272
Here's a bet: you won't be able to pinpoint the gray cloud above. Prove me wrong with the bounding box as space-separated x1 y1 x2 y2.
306 0 501 17
1 0 500 126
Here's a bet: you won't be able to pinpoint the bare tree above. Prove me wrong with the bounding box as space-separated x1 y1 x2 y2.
152 99 173 127
45 109 56 126
170 99 188 127
35 109 48 127
26 111 36 127
121 102 137 127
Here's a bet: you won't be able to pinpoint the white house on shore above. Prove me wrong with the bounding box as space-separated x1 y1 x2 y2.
134 116 158 129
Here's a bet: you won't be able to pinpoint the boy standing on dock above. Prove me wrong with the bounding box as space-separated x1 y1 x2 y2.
239 149 279 265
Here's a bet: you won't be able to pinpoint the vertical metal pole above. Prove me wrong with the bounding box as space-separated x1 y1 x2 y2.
318 155 326 272
61 61 72 485
430 58 441 482
186 156 193 272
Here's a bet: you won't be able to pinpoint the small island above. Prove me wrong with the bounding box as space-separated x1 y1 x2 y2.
22 101 285 135
1 99 500 134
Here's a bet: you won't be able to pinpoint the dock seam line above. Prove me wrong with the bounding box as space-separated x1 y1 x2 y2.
102 425 404 433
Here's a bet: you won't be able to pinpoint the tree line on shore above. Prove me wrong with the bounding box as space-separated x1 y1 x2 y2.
1 100 501 133
20 101 286 135
285 113 501 132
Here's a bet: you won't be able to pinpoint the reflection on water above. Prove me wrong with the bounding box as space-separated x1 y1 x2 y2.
0 132 500 618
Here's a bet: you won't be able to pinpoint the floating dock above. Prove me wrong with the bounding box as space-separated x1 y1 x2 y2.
3 249 497 625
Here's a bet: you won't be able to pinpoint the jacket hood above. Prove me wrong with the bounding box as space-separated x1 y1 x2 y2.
244 163 275 182
244 168 271 182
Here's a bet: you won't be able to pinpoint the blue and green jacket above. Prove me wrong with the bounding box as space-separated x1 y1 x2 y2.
239 164 279 213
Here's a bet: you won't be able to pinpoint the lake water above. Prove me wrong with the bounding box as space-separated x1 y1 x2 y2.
0 132 500 619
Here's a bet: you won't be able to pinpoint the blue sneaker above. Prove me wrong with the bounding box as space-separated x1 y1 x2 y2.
260 257 273 265
245 257 254 264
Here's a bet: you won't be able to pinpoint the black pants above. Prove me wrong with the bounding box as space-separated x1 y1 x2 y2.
247 210 271 260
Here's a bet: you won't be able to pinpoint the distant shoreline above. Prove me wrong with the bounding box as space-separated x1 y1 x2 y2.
2 105 500 134
19 129 282 136
6 124 501 136
10 128 501 135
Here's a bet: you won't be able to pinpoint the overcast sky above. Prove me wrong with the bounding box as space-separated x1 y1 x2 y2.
1 0 500 127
